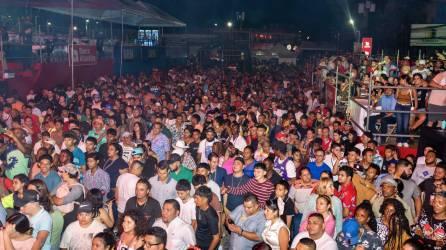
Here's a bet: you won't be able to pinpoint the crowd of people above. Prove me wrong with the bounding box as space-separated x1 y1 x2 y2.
0 58 444 250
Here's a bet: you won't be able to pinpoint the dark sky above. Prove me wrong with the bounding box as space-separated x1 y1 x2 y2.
147 0 350 36
146 0 431 49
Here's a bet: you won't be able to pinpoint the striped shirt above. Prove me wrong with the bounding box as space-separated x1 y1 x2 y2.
228 179 274 208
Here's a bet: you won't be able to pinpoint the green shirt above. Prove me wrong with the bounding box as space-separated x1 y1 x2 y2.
50 210 64 250
5 149 29 180
1 193 13 209
170 165 193 183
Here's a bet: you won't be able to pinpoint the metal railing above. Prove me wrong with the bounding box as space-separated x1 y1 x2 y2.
350 83 446 140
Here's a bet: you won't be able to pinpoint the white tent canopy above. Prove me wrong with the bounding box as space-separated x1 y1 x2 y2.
32 0 186 28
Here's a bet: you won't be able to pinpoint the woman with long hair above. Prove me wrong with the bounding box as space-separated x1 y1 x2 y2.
132 122 146 145
299 195 335 237
261 199 290 250
87 188 114 228
351 200 383 249
377 198 410 250
301 177 343 234
0 213 36 249
117 210 145 250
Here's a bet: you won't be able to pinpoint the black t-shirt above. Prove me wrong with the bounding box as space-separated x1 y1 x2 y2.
268 171 283 186
101 157 128 190
142 156 157 179
189 142 199 161
125 196 161 227
196 206 219 250
279 197 295 224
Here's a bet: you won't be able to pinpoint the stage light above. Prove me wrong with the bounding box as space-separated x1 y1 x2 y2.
214 23 218 27
73 26 78 31
349 18 355 26
306 36 310 40
47 22 52 26
227 21 233 28
86 19 90 23
286 44 292 51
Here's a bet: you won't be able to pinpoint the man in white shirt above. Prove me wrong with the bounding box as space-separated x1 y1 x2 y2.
149 161 178 206
175 179 196 228
115 160 143 214
198 128 218 163
228 122 247 152
153 199 196 250
412 150 438 185
291 213 337 250
323 142 343 177
60 201 106 250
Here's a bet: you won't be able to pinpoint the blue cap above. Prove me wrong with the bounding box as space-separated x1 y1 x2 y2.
342 218 360 245
131 147 144 156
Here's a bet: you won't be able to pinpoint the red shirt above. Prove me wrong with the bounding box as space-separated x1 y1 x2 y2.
335 182 357 218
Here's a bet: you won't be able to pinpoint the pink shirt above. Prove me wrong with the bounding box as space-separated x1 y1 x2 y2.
0 232 36 250
222 158 235 175
299 213 335 237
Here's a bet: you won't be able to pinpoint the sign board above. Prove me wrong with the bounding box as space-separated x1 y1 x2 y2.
68 45 97 66
361 37 373 56
410 24 446 46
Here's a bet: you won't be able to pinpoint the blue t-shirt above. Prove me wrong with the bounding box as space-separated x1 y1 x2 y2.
209 167 227 187
223 174 250 211
243 160 258 178
72 147 86 168
307 161 331 180
30 208 52 250
35 170 62 193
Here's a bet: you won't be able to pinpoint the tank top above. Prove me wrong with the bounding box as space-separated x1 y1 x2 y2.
274 157 292 180
261 219 289 250
396 88 412 105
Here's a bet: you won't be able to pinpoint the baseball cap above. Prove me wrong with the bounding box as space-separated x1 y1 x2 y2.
14 190 40 207
78 201 94 213
168 153 182 165
58 163 79 175
380 175 398 187
342 218 360 245
131 147 144 156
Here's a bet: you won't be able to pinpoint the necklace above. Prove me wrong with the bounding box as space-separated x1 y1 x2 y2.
102 158 117 171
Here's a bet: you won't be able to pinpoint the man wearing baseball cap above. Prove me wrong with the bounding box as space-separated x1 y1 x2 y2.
15 189 53 250
60 201 106 249
371 175 413 225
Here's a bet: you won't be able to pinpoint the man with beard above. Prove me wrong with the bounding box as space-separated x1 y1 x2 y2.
198 128 218 164
412 150 438 185
392 159 422 222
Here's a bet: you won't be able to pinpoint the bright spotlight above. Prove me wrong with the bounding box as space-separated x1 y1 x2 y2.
73 26 78 31
47 22 52 26
86 19 90 23
227 21 233 28
349 19 354 25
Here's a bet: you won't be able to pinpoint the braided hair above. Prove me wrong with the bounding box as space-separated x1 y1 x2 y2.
379 198 410 250
355 200 377 232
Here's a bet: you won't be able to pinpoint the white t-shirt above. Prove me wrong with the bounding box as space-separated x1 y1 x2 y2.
198 139 216 163
60 220 106 250
175 197 196 225
116 173 140 213
230 136 247 152
411 164 436 185
153 217 196 250
119 143 134 163
291 231 338 250
206 180 221 201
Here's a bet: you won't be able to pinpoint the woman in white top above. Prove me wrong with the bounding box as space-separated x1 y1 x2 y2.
261 199 289 250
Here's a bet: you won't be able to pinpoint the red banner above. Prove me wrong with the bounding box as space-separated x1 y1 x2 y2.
68 45 97 66
326 83 336 110
361 37 373 56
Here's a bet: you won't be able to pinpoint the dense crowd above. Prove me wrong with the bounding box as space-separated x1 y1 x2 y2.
0 59 444 250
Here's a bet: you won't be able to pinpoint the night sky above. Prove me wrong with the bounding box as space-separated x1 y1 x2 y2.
146 0 432 50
